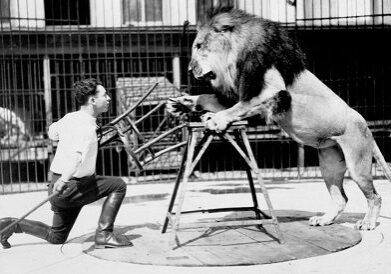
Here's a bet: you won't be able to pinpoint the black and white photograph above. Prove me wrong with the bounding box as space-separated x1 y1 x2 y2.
1 0 391 273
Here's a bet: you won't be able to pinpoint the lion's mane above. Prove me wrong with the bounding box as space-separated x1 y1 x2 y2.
198 7 306 102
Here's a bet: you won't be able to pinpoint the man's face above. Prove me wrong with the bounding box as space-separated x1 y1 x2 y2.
93 85 111 114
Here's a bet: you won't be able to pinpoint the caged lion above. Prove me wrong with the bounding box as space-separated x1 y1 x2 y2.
166 7 391 230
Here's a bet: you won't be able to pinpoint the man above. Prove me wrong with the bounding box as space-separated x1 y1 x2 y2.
0 78 132 249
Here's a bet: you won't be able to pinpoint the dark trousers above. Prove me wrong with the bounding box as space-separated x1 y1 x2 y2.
46 173 126 244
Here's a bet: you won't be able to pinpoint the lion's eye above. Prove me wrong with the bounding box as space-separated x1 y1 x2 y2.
195 43 202 49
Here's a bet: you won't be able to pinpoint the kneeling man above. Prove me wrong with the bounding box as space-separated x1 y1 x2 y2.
0 78 132 249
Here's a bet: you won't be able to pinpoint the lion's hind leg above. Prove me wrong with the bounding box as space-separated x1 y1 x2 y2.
309 144 348 227
336 126 381 230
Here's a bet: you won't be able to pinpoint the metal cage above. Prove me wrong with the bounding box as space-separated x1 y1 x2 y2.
1 0 391 193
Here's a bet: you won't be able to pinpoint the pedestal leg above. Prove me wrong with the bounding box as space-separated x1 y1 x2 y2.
240 130 285 243
233 130 262 220
171 130 197 243
162 145 188 233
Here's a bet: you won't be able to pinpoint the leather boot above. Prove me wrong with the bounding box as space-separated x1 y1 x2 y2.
0 217 50 249
94 192 132 249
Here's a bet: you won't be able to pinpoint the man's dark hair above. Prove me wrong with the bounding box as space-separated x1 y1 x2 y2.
73 78 103 105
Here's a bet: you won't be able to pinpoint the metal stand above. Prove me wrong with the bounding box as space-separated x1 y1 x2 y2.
162 121 284 244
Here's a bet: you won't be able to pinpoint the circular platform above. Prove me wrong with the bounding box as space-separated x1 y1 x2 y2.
70 210 362 266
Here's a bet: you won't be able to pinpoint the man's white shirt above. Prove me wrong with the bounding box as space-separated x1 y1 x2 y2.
49 110 98 178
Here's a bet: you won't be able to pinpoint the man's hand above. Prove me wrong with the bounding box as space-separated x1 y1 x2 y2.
53 178 69 194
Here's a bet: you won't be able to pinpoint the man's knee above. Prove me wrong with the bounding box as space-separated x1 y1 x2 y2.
114 178 127 194
46 230 68 244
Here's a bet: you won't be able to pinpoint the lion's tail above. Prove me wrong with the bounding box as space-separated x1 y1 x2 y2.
373 141 391 182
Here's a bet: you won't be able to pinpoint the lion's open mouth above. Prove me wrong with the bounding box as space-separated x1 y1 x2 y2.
201 71 216 81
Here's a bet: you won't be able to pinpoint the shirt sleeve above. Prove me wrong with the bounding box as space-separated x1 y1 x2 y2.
48 120 61 141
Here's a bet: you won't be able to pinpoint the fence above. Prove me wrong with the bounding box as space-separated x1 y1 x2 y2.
1 0 391 193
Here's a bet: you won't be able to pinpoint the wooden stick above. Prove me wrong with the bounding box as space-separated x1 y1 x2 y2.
0 191 60 235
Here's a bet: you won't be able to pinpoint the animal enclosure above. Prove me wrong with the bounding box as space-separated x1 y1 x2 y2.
1 0 391 193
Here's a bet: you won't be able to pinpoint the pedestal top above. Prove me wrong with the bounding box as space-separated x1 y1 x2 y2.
187 120 248 130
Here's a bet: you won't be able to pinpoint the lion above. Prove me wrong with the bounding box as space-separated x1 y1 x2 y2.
166 7 391 230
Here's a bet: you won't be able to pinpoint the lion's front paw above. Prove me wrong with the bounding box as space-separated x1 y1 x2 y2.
354 219 376 230
166 95 198 116
204 112 230 132
308 215 334 226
